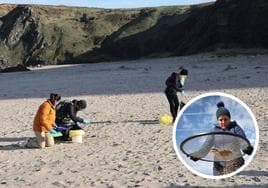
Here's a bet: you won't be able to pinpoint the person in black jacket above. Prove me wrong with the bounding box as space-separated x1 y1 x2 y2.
189 102 254 176
55 99 90 140
165 68 188 122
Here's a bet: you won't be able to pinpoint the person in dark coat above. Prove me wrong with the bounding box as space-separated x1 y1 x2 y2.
55 99 90 140
165 68 188 122
189 102 254 176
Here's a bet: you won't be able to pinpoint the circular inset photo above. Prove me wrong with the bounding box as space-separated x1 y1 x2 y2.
172 92 259 179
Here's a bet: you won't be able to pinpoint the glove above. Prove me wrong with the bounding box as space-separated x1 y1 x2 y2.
243 145 253 155
83 118 91 124
50 129 57 134
190 156 199 162
49 129 57 135
180 90 185 96
49 129 62 137
187 154 199 162
180 79 185 86
54 126 67 132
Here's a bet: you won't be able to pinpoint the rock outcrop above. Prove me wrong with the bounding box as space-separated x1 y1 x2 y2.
0 5 43 69
94 0 268 60
0 64 30 73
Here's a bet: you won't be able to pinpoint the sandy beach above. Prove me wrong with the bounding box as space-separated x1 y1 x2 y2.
0 54 267 187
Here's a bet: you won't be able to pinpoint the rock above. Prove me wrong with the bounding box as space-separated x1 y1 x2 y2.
0 5 44 67
1 64 30 73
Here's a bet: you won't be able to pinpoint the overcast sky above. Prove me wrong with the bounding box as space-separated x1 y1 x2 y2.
0 0 216 8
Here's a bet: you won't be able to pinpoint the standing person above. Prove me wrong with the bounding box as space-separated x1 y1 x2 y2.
55 99 90 141
189 102 254 175
165 68 188 122
33 93 61 149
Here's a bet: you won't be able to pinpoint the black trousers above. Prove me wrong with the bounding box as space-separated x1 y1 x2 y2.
55 123 82 141
165 89 179 121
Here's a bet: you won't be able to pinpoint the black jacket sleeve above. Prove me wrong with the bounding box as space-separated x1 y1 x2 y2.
69 103 84 123
166 72 183 92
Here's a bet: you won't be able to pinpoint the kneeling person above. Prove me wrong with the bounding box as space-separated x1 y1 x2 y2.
33 93 61 148
55 99 90 141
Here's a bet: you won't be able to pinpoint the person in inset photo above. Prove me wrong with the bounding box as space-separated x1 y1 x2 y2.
165 68 188 122
189 101 254 176
174 94 258 178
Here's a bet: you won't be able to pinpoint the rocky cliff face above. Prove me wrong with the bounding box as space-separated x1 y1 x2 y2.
0 0 267 70
0 5 43 69
0 4 144 69
94 0 268 60
169 0 268 55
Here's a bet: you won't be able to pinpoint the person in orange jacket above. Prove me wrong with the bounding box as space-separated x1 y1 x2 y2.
33 93 61 148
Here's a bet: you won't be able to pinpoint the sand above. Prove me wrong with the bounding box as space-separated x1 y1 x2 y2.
0 54 267 187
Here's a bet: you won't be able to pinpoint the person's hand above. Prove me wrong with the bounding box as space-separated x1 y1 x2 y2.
243 145 253 155
181 90 185 96
83 118 91 124
180 79 185 86
50 129 57 134
187 154 199 162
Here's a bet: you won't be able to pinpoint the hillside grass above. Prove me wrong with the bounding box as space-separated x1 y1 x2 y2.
0 4 190 66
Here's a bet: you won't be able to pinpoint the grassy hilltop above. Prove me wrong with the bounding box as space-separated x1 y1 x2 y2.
0 0 267 69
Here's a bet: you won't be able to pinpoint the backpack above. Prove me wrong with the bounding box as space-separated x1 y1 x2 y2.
56 100 72 124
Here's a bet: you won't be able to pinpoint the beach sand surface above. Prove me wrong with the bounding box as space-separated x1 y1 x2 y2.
0 54 267 187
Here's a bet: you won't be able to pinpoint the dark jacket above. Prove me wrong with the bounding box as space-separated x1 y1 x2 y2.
56 101 84 125
213 121 246 137
165 72 183 94
193 121 247 175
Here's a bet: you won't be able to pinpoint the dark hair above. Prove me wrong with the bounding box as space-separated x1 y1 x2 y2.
77 100 87 110
180 68 188 76
50 93 61 101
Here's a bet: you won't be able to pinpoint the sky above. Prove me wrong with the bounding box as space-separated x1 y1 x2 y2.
174 95 258 176
0 0 216 8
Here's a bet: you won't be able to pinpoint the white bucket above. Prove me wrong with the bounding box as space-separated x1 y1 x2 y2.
69 130 85 143
71 135 83 143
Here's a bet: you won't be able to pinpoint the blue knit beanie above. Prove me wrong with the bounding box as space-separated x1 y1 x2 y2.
216 102 231 119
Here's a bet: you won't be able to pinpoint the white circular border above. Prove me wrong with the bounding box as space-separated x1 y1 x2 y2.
172 92 259 179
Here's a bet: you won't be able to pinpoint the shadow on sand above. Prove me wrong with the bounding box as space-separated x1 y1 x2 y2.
0 137 28 142
238 170 268 177
165 185 268 188
91 119 159 125
0 137 29 151
0 57 267 100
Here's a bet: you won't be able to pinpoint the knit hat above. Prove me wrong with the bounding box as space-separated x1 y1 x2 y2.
77 100 87 110
216 101 231 119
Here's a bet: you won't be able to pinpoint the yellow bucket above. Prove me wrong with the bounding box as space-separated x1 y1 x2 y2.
69 130 85 143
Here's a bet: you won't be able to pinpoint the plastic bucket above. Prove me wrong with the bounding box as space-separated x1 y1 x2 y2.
69 130 85 143
71 135 83 143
